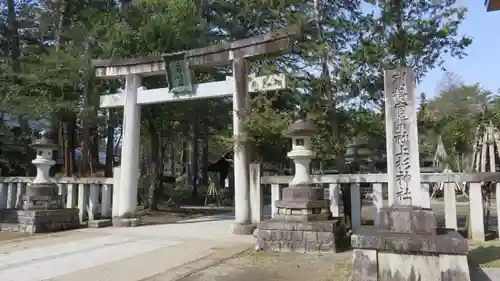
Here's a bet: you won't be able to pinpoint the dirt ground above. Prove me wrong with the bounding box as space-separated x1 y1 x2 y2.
175 240 500 281
179 250 352 281
0 231 31 242
136 205 228 225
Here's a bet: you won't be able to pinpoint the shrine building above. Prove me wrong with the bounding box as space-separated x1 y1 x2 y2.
486 0 500 11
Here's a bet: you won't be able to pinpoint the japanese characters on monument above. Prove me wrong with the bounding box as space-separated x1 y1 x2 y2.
384 68 422 206
392 71 411 201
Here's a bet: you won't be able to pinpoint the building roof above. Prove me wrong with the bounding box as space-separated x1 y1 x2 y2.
486 0 500 11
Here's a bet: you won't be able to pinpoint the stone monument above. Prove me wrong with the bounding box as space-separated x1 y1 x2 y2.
0 131 80 234
350 68 470 281
255 119 343 253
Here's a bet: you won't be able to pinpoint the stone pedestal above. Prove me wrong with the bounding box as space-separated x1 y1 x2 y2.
0 209 80 234
5 182 81 234
351 206 470 281
256 219 343 253
256 187 343 253
23 182 63 210
274 186 331 221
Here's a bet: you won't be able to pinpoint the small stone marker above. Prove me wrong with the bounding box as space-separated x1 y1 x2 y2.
350 67 471 281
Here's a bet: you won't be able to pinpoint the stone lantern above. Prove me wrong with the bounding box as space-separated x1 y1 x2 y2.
285 120 316 187
277 119 329 221
31 131 58 182
4 130 81 234
24 131 62 210
255 119 343 253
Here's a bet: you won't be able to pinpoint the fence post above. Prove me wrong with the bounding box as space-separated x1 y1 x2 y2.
328 183 340 217
372 183 383 223
78 184 88 222
88 184 99 221
469 182 485 241
101 184 112 218
66 183 78 208
15 182 24 209
350 183 361 232
6 183 16 209
420 183 431 209
444 182 457 230
271 184 280 218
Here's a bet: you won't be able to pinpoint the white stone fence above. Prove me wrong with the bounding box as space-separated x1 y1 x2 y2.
0 175 115 224
251 163 500 242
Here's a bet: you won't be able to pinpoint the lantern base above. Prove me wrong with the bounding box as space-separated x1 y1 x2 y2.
0 209 80 234
255 218 345 253
273 199 332 221
23 182 63 210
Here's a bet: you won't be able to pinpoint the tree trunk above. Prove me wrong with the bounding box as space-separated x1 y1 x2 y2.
189 119 200 198
201 123 209 185
80 39 94 176
105 109 115 177
313 0 352 228
182 139 188 174
64 115 77 176
51 117 63 176
7 0 20 74
148 123 161 211
89 128 100 174
169 141 175 176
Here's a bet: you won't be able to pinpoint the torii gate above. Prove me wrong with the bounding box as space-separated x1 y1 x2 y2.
92 26 301 234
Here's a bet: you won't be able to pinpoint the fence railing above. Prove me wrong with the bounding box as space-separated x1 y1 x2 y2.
251 163 500 242
0 176 114 224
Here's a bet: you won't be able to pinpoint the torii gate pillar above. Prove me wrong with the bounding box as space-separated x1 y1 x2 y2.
119 74 141 221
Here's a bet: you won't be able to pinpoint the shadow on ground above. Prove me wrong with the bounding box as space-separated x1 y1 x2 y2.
137 206 233 226
471 270 493 281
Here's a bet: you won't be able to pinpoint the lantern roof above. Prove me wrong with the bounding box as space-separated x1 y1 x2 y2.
283 119 316 137
31 131 58 150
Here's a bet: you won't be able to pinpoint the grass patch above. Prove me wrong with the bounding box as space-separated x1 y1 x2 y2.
468 241 500 268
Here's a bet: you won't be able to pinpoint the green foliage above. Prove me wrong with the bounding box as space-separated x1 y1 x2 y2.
246 91 294 163
422 74 500 172
0 0 477 178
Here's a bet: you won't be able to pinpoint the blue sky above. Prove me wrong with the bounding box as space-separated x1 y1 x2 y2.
416 0 500 98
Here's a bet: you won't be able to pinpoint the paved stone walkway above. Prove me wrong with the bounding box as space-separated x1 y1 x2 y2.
0 214 254 281
0 202 499 281
472 268 500 281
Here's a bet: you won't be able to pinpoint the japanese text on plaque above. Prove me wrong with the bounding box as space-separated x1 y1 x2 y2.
392 71 411 201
